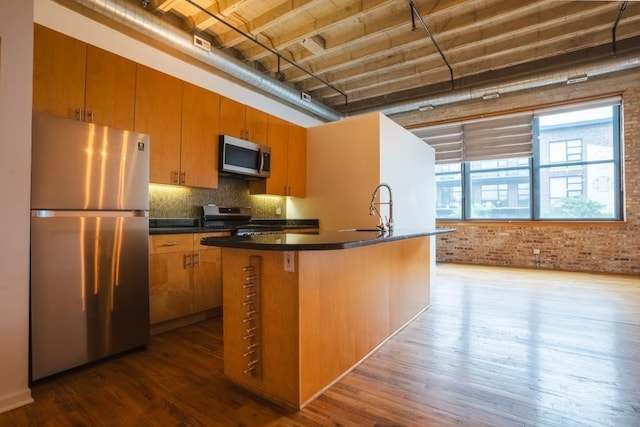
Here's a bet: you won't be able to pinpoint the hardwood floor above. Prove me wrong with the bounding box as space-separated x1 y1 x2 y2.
3 264 639 426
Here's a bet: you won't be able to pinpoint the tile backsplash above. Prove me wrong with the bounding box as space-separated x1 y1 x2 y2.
149 177 286 220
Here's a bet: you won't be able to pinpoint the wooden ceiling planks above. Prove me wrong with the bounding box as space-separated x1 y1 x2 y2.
146 0 640 112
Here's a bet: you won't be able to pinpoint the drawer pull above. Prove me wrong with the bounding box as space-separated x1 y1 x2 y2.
243 316 255 323
159 242 179 247
242 299 255 306
243 333 255 340
246 326 258 334
243 266 255 272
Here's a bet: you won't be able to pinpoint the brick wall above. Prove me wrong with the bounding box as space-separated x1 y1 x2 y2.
435 85 640 275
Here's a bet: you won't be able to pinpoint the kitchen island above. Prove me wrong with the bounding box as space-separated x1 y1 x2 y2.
201 228 450 409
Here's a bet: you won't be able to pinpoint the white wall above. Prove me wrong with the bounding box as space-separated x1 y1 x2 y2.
33 0 323 128
379 113 435 229
289 112 436 233
289 113 381 230
0 0 35 413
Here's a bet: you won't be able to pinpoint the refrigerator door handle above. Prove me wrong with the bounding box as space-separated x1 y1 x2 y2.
32 210 149 218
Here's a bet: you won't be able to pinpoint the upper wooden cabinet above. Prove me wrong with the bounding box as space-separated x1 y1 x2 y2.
135 70 220 188
33 24 136 130
219 96 268 144
181 82 220 189
287 124 307 198
262 116 289 196
84 45 136 130
134 65 183 186
251 117 307 197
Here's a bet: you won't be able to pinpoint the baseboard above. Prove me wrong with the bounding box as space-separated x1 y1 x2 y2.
0 388 33 415
150 307 222 336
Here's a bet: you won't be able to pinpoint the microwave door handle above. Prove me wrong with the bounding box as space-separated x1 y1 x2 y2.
258 149 264 173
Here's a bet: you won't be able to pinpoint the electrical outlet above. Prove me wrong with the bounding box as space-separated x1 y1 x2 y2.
284 251 295 272
275 206 282 216
533 248 540 255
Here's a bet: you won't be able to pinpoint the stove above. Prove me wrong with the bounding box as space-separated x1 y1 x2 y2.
202 205 284 235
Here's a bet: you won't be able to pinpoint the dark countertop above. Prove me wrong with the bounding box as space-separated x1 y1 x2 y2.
149 218 320 235
199 228 454 251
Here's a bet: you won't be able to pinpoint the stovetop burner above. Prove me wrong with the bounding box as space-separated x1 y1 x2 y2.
202 205 283 235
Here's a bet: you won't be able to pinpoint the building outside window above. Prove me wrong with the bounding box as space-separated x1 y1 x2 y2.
435 163 462 219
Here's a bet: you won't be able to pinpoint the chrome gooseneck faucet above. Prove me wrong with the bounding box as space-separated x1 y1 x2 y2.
369 183 393 232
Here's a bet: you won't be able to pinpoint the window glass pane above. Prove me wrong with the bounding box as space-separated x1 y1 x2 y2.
435 163 461 173
469 158 528 171
538 163 616 219
436 171 462 219
539 106 614 166
468 167 530 219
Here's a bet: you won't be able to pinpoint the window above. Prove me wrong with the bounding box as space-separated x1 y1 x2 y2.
466 158 531 219
549 139 582 163
535 104 620 219
427 99 622 221
435 163 462 219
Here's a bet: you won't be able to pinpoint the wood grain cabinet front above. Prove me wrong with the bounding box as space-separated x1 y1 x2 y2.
193 233 224 312
180 83 220 189
219 96 268 144
250 117 307 197
148 234 194 324
149 232 226 324
135 67 220 188
33 24 136 130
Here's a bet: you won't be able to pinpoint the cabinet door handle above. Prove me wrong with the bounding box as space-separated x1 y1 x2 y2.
184 253 192 269
172 171 179 184
86 110 94 123
192 252 200 266
75 108 83 121
159 242 179 247
180 171 186 184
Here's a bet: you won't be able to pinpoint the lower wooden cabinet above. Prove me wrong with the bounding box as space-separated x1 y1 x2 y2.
193 233 223 312
149 232 225 324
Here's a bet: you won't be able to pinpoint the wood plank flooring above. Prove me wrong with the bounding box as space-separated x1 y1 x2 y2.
2 264 639 426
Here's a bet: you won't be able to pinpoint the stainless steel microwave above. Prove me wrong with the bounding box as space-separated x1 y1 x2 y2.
219 135 271 179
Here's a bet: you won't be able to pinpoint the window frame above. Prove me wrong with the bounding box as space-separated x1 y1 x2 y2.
434 100 623 222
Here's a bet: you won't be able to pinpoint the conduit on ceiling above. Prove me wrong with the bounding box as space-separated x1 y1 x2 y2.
182 0 348 105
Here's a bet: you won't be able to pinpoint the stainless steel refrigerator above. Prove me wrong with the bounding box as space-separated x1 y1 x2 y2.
30 113 150 381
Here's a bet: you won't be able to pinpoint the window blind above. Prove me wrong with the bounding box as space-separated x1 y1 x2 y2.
463 113 533 161
413 113 533 164
413 124 463 164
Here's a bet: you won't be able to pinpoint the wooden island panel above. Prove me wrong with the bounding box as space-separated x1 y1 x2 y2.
222 249 300 405
221 236 431 409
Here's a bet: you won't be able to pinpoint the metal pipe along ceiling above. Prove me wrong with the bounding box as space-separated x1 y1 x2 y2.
374 50 640 118
61 0 342 122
